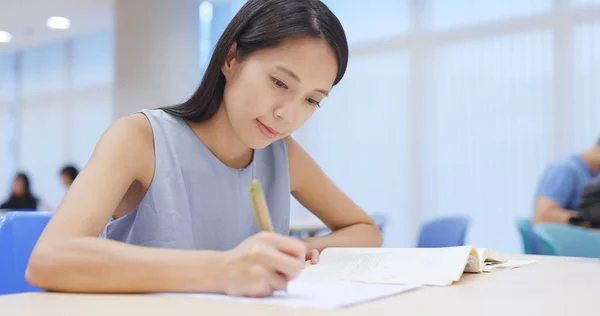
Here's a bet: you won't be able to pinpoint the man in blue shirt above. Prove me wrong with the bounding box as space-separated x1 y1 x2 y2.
534 138 600 225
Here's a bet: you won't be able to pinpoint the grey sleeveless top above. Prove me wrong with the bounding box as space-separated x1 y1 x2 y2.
99 109 291 251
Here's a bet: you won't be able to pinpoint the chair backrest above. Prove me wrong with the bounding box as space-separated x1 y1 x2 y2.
417 216 470 248
0 211 53 295
516 218 543 254
533 224 600 258
371 213 388 234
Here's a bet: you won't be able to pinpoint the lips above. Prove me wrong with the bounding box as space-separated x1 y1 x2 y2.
257 120 279 139
262 123 278 134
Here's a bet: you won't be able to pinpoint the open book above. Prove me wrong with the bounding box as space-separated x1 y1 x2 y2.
299 246 531 286
465 247 506 273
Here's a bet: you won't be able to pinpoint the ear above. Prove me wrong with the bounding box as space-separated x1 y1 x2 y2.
221 42 238 79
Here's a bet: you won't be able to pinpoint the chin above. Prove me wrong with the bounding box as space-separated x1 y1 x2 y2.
243 135 279 150
246 140 274 150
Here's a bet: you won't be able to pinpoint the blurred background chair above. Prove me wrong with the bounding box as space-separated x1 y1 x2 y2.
417 216 470 248
533 223 600 258
371 213 388 235
0 211 53 295
516 218 542 254
289 213 389 238
1 208 38 213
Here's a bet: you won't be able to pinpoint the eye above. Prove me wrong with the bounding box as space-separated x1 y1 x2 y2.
307 98 321 107
271 77 288 89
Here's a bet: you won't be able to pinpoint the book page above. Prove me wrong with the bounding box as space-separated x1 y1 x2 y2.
299 246 474 286
477 248 506 263
464 253 482 273
158 280 420 309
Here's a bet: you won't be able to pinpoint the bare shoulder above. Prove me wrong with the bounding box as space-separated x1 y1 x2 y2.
111 113 153 142
284 136 319 192
284 136 298 149
89 113 155 184
102 113 153 151
284 136 305 167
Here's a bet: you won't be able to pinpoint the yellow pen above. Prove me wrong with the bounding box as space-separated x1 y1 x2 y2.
249 179 287 295
249 179 274 232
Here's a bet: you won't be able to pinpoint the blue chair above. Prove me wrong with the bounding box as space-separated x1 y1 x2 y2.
516 218 542 254
0 211 53 295
417 216 470 248
533 224 600 258
371 213 388 234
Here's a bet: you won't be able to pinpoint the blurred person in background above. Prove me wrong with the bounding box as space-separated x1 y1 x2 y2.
533 137 600 226
577 173 600 226
59 164 79 188
0 172 39 210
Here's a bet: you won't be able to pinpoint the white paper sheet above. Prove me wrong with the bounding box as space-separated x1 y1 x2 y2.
159 280 420 309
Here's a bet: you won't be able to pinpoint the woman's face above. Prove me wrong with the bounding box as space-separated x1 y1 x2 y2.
12 176 25 197
221 36 338 149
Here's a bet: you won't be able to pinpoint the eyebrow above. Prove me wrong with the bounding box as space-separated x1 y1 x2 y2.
275 65 330 97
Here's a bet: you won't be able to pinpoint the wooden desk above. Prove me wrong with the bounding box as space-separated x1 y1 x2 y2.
1 255 598 316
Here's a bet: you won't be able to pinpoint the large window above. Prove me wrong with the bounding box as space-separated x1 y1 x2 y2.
572 21 600 150
430 0 552 29
322 0 411 43
421 31 554 249
0 53 16 197
294 51 412 245
194 1 600 251
0 30 113 209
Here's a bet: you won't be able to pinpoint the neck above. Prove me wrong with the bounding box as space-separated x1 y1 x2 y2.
581 147 600 174
188 106 253 169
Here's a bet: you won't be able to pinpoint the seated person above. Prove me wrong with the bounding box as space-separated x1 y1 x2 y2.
1 172 39 210
59 165 79 188
578 173 600 224
25 0 382 298
533 137 600 225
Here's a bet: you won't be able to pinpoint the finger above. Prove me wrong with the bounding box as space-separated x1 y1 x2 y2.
257 232 306 261
246 265 280 298
253 245 305 280
310 249 320 264
248 283 273 298
266 272 289 292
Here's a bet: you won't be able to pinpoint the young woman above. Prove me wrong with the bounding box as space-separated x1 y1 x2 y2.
27 0 382 297
1 172 38 210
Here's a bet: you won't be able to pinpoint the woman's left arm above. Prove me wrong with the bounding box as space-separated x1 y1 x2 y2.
286 137 383 257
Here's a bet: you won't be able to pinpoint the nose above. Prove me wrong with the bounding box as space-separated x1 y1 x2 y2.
273 100 298 124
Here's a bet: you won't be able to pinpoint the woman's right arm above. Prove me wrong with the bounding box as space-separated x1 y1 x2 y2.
26 114 306 296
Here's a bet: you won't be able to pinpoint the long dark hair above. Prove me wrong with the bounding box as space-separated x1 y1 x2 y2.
12 172 35 199
162 0 348 122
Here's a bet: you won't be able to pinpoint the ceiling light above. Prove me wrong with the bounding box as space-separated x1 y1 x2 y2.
47 16 71 30
0 31 12 43
199 2 214 22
